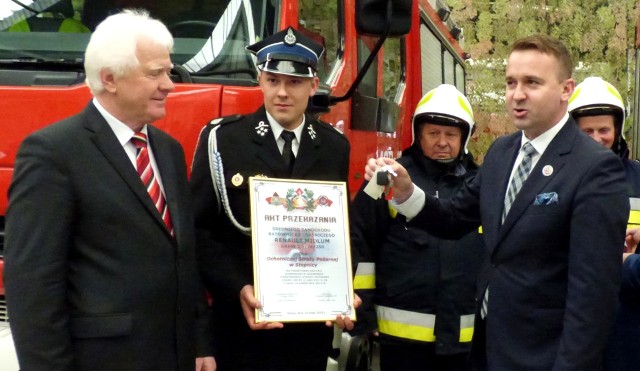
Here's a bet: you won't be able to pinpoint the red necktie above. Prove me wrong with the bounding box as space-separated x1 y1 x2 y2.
131 132 174 236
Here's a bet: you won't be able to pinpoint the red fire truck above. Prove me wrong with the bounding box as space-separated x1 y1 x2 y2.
0 0 467 368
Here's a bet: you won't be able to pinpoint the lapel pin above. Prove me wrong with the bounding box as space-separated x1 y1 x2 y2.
231 173 244 186
542 165 553 177
255 121 269 136
307 124 316 140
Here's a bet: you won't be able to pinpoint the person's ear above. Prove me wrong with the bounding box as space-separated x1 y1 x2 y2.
561 78 575 102
309 76 320 96
101 68 117 93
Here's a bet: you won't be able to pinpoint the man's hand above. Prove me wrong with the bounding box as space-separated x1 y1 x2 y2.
196 356 216 371
239 285 284 330
624 228 640 262
625 228 640 254
325 294 362 330
365 158 414 203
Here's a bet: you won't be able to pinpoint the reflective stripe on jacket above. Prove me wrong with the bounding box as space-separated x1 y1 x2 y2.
354 262 375 290
628 197 640 229
376 305 475 342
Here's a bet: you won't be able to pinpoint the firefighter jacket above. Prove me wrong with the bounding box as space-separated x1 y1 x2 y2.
351 145 484 354
604 156 640 371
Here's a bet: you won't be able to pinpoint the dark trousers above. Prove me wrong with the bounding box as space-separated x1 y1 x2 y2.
468 316 487 371
217 353 328 371
213 309 333 371
379 341 471 371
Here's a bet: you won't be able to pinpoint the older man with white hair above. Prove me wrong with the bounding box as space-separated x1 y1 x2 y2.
4 9 214 371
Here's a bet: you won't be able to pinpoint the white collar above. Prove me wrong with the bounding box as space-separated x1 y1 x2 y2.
266 110 305 141
520 112 569 155
93 98 148 145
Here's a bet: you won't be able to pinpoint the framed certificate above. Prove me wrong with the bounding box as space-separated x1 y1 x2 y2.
249 177 355 322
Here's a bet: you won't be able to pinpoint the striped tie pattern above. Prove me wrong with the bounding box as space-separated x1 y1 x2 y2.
502 142 537 222
482 142 537 319
131 132 174 236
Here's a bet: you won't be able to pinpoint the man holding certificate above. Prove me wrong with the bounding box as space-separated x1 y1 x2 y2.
190 27 352 370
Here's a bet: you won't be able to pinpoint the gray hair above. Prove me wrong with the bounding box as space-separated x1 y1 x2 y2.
84 9 173 94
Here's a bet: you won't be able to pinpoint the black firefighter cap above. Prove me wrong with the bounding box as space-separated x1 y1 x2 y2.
246 26 324 78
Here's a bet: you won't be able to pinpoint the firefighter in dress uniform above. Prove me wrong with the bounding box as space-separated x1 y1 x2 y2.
190 27 352 371
351 84 483 371
569 77 640 371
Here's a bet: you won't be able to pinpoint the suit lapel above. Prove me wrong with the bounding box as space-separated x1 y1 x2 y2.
292 118 322 178
148 126 180 239
251 108 291 177
486 136 521 243
496 120 575 249
248 108 325 178
83 103 173 239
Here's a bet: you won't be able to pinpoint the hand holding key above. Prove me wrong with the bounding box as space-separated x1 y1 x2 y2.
363 158 413 202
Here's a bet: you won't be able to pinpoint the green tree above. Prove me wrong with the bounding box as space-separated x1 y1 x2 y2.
449 0 640 162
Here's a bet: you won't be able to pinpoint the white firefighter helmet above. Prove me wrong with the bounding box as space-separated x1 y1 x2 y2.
568 76 626 153
411 84 475 155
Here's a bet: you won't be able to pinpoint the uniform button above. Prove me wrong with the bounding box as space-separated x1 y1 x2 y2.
177 306 182 313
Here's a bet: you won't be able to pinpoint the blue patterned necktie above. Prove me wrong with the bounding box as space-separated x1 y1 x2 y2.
502 142 537 222
482 142 537 319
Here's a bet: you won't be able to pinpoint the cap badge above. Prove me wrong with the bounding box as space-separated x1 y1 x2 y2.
255 121 269 136
307 124 317 139
231 173 244 187
284 28 296 45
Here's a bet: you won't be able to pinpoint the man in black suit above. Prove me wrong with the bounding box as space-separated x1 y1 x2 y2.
364 35 628 370
191 27 353 370
4 9 214 371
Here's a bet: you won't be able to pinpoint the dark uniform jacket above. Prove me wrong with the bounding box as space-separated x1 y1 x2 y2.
190 106 350 370
604 154 640 371
351 145 483 354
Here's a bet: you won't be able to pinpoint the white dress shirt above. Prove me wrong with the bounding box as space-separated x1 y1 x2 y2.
92 98 167 194
266 111 305 157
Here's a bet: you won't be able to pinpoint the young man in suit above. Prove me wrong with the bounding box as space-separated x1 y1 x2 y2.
190 27 354 370
4 10 214 371
363 35 629 370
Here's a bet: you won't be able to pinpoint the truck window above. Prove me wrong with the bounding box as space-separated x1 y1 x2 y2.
357 36 378 97
382 37 404 102
0 0 281 85
298 0 342 85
